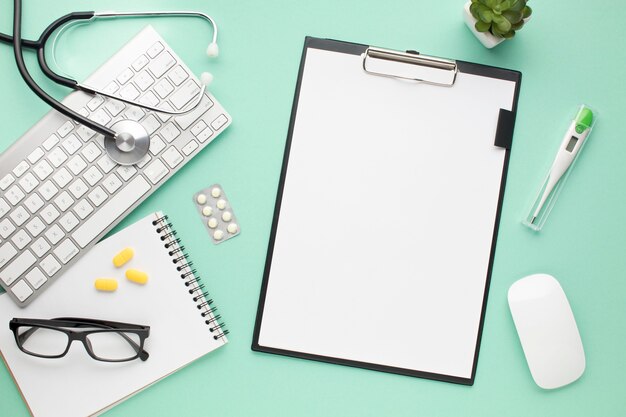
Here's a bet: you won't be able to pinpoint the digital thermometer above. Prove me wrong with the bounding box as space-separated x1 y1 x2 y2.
524 105 596 230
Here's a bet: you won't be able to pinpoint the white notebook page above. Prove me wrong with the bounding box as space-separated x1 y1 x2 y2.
257 48 516 379
0 212 226 417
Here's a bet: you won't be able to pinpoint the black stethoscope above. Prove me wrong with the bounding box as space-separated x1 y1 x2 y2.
1 0 219 165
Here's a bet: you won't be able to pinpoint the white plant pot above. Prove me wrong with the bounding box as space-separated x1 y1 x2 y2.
463 1 505 48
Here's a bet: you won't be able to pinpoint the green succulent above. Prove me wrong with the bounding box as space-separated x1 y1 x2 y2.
470 0 532 39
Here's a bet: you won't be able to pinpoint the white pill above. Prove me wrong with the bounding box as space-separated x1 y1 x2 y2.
211 187 221 198
196 194 207 204
216 199 227 210
207 218 218 228
213 230 224 241
202 206 213 217
227 223 238 234
222 211 232 222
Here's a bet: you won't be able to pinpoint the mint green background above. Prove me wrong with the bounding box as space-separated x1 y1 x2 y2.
1 0 625 416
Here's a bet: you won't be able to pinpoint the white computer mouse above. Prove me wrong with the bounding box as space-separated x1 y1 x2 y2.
508 273 585 389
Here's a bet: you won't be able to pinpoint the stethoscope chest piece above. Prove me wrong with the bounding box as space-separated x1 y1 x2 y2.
105 119 150 166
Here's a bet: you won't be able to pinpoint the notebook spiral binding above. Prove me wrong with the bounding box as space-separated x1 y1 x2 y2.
153 215 229 341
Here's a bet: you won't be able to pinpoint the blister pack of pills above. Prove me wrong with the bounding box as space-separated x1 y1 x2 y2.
193 184 240 244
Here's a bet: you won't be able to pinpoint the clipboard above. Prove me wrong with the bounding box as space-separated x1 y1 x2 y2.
253 37 521 385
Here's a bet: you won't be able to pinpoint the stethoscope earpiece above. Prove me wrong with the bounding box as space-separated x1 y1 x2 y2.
206 42 219 58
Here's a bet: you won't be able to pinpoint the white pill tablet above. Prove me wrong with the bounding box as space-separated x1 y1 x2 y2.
213 230 224 241
207 218 218 228
227 223 238 234
211 187 221 198
202 206 213 217
222 211 232 222
196 194 207 204
216 199 227 210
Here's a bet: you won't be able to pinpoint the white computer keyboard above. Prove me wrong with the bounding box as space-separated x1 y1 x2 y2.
0 25 231 307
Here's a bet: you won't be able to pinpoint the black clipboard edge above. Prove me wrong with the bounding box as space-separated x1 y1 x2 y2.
252 36 522 386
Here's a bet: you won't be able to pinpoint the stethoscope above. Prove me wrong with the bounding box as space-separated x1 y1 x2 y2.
1 0 219 165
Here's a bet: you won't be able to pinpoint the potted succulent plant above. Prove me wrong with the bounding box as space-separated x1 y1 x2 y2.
463 0 532 48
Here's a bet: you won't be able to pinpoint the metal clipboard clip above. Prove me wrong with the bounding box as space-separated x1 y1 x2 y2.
362 47 458 87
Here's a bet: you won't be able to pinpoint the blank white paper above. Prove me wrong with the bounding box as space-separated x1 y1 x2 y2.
257 48 516 379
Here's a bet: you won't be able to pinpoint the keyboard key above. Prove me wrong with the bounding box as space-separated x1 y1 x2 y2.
170 79 201 109
77 108 89 118
97 155 117 174
10 280 33 302
45 224 64 245
147 41 164 58
43 134 59 150
48 147 68 167
61 134 82 155
12 161 29 177
41 204 60 224
137 154 151 169
0 218 15 238
68 178 89 199
182 139 199 156
197 127 214 143
25 216 45 237
139 91 159 107
28 147 45 164
84 166 104 186
0 174 15 190
168 65 189 86
10 206 30 226
73 176 150 248
0 250 36 286
175 96 213 130
148 51 176 78
211 114 229 131
68 155 88 175
104 100 125 117
25 267 47 289
89 109 112 126
103 173 123 194
73 199 94 220
156 102 174 122
38 180 59 201
24 193 44 214
125 106 145 121
135 70 154 91
52 167 72 188
103 81 119 94
18 173 39 193
191 120 208 136
117 67 133 84
0 198 9 217
145 159 169 184
160 123 181 143
57 121 74 137
33 160 54 180
40 254 61 277
54 191 74 211
76 125 96 141
119 84 140 100
116 166 137 181
87 95 105 111
142 114 161 134
154 78 174 98
6 185 25 205
11 229 31 250
81 143 102 162
149 136 166 155
132 54 149 71
162 148 184 169
88 186 108 207
53 239 79 264
0 242 17 269
31 236 51 257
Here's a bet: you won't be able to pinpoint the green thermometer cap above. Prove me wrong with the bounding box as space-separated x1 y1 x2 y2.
575 107 594 134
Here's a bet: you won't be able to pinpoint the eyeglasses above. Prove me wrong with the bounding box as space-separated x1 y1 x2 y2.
9 317 150 362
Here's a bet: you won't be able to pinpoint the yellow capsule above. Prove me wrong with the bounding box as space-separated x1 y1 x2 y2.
126 269 149 285
113 247 134 268
95 278 118 292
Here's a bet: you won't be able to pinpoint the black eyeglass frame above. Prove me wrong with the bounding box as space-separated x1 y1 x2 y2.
9 317 150 362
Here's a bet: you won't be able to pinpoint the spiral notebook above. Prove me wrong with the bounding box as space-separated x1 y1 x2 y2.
0 212 227 417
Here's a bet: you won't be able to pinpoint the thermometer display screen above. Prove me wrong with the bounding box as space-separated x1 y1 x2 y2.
566 136 578 152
